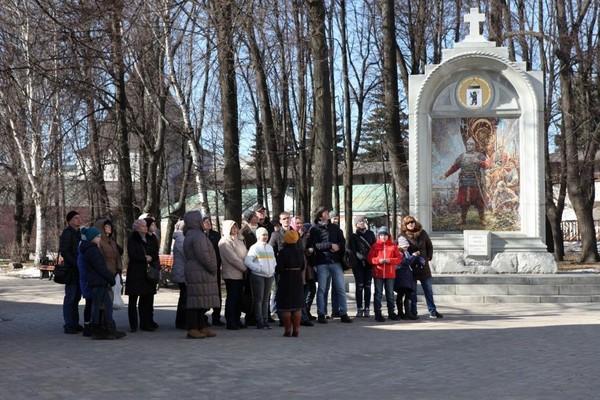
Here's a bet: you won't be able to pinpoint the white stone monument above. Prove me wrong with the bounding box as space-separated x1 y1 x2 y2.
408 8 557 274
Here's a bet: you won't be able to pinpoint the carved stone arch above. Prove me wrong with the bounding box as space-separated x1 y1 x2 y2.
409 51 546 250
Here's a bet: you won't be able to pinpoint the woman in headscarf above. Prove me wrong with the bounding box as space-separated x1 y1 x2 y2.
182 211 220 339
218 220 248 330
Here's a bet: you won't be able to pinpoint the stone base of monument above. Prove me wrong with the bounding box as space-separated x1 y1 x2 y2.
432 251 558 274
428 274 600 304
345 271 600 304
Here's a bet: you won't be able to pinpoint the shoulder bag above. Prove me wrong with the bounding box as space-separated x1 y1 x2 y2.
53 252 71 284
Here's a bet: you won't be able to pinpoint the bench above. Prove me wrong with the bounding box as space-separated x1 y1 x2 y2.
159 254 174 287
39 264 55 280
39 254 61 280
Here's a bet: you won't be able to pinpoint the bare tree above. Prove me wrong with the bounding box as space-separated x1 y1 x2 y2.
338 0 380 237
306 0 334 210
555 0 599 262
379 0 408 216
0 1 67 263
291 1 312 221
108 0 136 238
210 1 242 222
242 5 285 216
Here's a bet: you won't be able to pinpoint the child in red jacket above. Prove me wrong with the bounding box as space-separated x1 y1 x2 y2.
367 227 402 322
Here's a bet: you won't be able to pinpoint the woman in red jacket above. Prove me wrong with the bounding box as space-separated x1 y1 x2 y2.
367 226 402 322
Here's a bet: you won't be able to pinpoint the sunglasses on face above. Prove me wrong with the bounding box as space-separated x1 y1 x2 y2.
406 220 415 224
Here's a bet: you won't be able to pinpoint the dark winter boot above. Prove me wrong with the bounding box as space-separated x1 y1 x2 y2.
91 324 107 340
102 321 115 340
108 321 127 339
83 323 92 337
283 314 292 337
396 299 405 319
405 298 417 320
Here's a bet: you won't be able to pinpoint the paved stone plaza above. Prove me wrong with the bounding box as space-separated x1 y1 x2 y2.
1 274 599 399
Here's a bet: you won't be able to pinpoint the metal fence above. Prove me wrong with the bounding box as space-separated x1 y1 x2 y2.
560 220 600 241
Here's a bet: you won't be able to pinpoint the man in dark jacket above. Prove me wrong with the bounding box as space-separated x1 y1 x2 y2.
308 206 353 324
349 217 376 318
255 204 274 238
59 210 82 334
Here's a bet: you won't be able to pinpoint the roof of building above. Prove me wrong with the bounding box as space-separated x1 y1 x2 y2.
161 183 396 218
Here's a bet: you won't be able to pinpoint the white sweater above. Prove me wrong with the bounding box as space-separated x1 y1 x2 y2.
244 241 276 278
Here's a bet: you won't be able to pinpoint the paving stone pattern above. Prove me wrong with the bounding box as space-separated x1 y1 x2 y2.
1 275 600 400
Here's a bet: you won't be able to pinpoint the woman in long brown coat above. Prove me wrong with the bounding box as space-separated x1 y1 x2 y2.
183 211 220 339
275 230 306 337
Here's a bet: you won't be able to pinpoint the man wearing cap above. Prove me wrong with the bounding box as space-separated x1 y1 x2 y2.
440 137 491 225
59 210 83 334
308 206 353 324
254 204 274 238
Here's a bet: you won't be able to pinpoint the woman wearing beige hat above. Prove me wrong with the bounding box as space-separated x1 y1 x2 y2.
219 220 248 330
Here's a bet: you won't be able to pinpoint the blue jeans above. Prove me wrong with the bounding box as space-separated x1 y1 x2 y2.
250 274 274 327
304 280 316 316
323 274 339 314
411 278 438 315
373 278 395 315
316 263 347 316
91 286 113 324
63 282 82 328
352 263 372 310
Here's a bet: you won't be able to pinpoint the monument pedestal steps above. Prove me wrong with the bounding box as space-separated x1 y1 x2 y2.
345 274 600 303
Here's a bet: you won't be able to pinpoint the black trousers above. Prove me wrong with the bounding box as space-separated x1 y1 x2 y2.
176 283 187 328
128 294 154 330
186 308 208 330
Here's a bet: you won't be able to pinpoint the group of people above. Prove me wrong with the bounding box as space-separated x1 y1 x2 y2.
348 214 443 322
59 211 129 339
58 206 443 341
59 212 165 339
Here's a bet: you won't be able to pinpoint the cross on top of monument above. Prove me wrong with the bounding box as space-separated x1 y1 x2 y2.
464 8 485 37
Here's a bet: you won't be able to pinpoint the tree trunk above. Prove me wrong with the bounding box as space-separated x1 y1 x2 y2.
306 0 333 210
555 0 599 263
327 1 340 217
292 2 310 221
110 1 135 244
339 0 353 240
540 4 565 260
244 21 285 216
212 1 242 222
380 0 409 215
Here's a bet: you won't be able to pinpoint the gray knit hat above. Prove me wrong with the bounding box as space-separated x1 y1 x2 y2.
377 226 390 236
353 216 365 226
